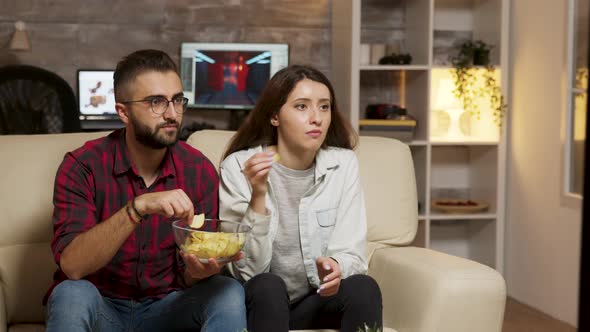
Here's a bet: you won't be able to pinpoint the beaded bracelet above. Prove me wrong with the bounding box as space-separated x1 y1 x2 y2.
131 197 146 221
126 205 141 225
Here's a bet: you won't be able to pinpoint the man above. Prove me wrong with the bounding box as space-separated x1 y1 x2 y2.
44 49 246 332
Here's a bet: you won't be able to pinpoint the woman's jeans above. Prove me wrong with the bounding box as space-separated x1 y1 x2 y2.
245 273 383 332
46 275 246 332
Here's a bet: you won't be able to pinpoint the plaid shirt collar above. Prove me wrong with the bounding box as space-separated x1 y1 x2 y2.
113 129 177 179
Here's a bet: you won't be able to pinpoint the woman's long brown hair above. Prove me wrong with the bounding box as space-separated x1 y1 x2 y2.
222 64 357 160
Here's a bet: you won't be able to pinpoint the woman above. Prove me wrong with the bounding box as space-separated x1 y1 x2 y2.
219 65 382 332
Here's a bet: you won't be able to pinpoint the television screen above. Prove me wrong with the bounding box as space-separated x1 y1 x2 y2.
180 43 289 110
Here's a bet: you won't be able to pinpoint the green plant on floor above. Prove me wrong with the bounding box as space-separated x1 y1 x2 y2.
450 39 508 127
357 323 382 332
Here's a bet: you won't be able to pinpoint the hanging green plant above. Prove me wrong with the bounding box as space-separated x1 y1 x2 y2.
575 67 589 102
449 39 507 127
483 66 508 127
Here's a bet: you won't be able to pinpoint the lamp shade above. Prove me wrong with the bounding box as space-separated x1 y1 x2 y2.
432 78 461 110
9 21 31 51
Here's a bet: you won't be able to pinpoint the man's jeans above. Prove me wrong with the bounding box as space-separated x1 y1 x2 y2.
46 275 246 332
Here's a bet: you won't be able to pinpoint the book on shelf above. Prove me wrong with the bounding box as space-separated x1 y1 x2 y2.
359 119 416 141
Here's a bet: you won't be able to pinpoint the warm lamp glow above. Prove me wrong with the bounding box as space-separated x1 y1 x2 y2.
433 78 462 110
9 21 31 51
431 68 500 142
433 78 465 140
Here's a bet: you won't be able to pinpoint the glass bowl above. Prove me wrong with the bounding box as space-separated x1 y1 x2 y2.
172 219 251 263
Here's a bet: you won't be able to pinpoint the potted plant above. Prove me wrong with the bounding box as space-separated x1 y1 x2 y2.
449 39 507 126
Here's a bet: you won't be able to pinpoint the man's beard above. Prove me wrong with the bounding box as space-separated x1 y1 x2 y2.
130 116 180 149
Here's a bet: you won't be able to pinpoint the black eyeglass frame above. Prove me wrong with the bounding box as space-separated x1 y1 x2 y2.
120 96 189 115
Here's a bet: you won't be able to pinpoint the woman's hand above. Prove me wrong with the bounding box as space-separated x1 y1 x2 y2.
315 257 341 297
242 151 276 215
243 151 276 196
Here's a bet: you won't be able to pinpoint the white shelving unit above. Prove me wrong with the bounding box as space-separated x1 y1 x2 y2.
332 0 509 273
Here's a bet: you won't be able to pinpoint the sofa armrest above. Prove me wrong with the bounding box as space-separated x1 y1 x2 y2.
368 246 506 332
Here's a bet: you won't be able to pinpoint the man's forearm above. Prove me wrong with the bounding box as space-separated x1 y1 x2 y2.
59 203 138 280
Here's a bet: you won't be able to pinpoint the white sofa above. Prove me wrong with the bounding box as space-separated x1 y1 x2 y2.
0 130 506 332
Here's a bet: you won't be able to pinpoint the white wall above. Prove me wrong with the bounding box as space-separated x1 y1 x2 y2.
506 0 582 326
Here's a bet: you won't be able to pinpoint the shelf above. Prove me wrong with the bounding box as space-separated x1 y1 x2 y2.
360 0 431 66
360 65 430 71
430 145 498 216
430 65 496 70
359 70 429 140
332 0 507 273
430 141 499 146
432 0 503 66
430 68 502 142
430 213 497 220
430 217 497 269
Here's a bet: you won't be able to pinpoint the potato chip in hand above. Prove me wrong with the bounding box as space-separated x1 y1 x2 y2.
191 213 205 229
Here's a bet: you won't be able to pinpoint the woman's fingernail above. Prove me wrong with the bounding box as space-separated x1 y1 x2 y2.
323 277 329 282
324 264 331 270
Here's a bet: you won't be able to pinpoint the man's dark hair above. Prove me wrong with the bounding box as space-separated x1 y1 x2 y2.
113 49 178 102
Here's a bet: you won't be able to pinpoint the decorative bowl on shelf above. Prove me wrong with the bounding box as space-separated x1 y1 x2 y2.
172 219 251 263
431 199 489 214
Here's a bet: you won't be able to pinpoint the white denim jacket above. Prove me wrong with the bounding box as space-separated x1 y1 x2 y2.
219 145 368 288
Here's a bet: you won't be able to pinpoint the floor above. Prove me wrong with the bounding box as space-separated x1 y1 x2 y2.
503 297 577 332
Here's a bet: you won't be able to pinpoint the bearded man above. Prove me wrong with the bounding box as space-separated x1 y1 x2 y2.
44 49 246 332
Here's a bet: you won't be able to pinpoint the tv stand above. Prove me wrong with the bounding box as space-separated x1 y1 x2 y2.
80 116 124 131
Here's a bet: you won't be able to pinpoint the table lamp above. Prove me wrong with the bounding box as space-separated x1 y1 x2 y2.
433 78 466 140
9 21 31 51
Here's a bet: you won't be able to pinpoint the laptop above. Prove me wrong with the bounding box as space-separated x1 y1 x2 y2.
77 69 123 130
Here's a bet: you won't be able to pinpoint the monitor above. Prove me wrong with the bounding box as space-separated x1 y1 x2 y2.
180 42 289 110
77 69 123 130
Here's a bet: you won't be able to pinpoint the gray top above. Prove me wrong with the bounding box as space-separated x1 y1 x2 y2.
269 161 315 302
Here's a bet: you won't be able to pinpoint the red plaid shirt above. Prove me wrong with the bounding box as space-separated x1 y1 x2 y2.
45 129 219 302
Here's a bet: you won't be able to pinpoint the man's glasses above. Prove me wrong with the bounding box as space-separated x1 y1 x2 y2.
121 96 189 115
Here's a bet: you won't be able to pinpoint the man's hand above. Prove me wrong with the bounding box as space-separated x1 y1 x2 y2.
180 251 244 286
315 256 341 297
134 189 194 224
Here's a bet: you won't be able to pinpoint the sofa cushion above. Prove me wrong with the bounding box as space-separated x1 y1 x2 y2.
0 243 55 325
0 132 107 247
187 130 418 246
355 136 418 245
8 324 45 332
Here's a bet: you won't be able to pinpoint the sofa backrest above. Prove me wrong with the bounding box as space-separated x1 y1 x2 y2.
0 131 106 325
0 129 418 325
186 130 418 246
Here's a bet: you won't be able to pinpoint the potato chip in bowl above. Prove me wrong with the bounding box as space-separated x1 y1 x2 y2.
172 219 250 263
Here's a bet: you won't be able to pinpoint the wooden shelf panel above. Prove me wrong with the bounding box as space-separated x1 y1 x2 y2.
360 65 430 71
429 213 497 220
